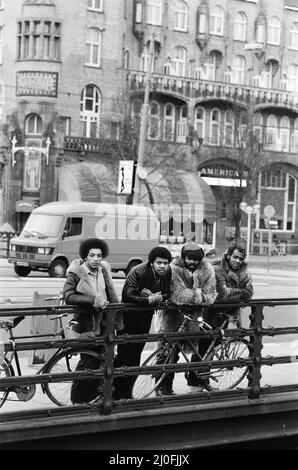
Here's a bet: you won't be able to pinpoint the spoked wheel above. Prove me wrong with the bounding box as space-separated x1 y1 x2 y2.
43 350 102 406
205 339 250 391
0 359 13 408
132 346 174 399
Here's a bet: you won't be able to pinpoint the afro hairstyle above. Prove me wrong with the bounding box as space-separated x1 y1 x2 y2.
148 246 172 264
79 238 109 260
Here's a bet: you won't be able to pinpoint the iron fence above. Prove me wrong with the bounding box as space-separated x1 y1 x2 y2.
0 299 298 415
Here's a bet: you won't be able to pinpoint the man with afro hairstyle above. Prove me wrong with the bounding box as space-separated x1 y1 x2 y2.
63 237 122 404
113 246 172 399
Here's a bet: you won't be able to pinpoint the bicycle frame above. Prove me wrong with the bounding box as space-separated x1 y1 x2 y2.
163 310 228 366
1 314 72 394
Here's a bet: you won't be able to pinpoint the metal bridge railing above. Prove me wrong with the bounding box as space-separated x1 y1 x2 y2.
0 299 298 415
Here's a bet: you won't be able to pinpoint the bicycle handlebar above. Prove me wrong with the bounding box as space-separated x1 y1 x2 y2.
182 313 212 330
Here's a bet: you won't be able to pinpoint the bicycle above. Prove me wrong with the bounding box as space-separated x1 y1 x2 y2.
132 310 250 399
0 308 103 408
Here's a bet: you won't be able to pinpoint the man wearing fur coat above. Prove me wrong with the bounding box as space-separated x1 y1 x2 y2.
212 243 253 325
155 242 217 394
63 238 122 404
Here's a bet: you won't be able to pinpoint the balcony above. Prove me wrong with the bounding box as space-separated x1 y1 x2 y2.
63 136 134 155
127 70 298 111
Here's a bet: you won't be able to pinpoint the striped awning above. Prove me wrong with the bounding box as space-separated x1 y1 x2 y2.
143 168 216 223
58 163 216 223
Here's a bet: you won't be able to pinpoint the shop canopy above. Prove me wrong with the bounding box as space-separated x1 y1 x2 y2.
58 162 216 223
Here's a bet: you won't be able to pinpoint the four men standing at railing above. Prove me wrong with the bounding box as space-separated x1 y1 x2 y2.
62 239 254 402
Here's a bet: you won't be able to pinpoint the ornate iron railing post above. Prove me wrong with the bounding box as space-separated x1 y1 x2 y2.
100 307 116 414
247 304 264 399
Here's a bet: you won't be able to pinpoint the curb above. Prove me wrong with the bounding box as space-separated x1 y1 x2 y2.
0 297 33 305
251 269 298 278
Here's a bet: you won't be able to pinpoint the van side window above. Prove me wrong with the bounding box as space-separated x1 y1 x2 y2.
64 217 82 237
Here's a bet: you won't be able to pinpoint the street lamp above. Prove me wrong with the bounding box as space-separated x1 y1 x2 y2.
239 202 260 260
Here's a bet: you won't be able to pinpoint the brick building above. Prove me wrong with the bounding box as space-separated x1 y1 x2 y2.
1 0 298 253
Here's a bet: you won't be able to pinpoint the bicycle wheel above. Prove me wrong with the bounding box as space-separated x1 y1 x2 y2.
132 346 174 399
43 349 102 406
205 339 250 391
0 358 13 408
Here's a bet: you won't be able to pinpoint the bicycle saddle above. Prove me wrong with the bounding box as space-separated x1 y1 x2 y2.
13 316 25 328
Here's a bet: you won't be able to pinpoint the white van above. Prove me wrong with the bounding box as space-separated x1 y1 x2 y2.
8 202 160 277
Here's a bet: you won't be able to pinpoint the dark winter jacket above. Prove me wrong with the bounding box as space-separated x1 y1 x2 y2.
63 259 122 334
122 261 172 314
213 255 253 303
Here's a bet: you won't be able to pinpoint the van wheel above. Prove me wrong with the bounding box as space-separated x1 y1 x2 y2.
125 260 141 277
49 259 68 278
14 265 31 277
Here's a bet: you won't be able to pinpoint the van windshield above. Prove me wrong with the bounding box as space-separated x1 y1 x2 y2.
21 214 64 238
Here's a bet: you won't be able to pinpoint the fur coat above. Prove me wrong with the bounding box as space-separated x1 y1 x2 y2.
154 257 217 352
63 259 123 336
213 255 253 302
170 257 217 306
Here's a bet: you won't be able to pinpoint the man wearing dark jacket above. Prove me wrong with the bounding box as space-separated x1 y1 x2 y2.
113 246 172 399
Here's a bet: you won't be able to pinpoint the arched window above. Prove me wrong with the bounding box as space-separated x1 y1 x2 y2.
194 106 205 139
256 17 265 44
225 110 234 146
80 84 101 138
234 12 247 41
147 0 162 25
148 101 160 140
164 103 175 141
253 112 263 143
198 11 207 34
187 59 195 78
266 114 277 149
280 116 290 151
231 56 245 84
199 52 217 81
172 46 187 76
131 99 142 133
292 118 298 151
268 16 280 45
86 28 102 67
25 114 42 137
290 22 298 49
24 114 43 192
210 108 220 145
123 50 129 69
236 113 249 148
175 1 188 31
262 60 275 89
287 64 298 92
140 44 155 72
210 6 224 35
176 104 188 143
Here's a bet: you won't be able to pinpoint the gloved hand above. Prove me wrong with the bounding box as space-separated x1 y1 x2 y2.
94 294 108 310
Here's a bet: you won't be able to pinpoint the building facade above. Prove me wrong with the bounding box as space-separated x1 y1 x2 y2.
1 0 298 253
